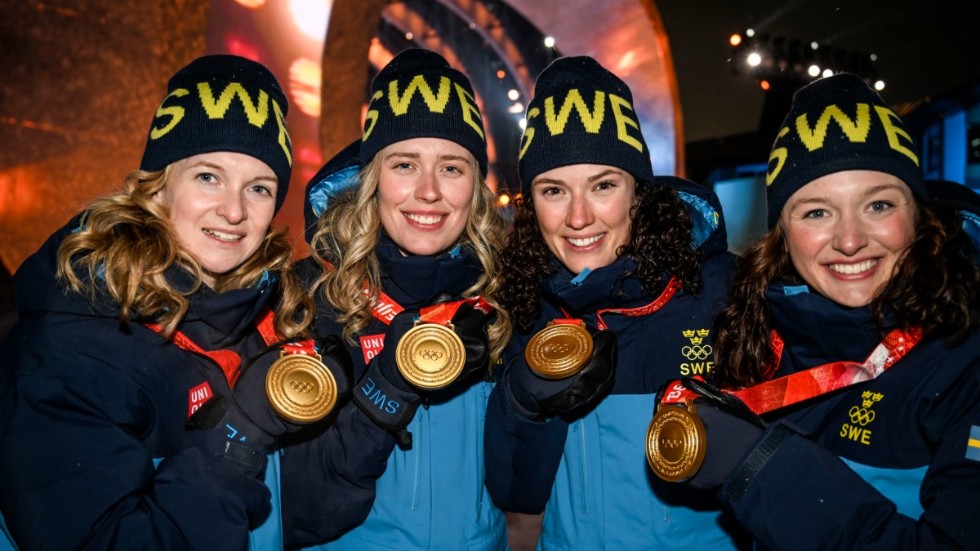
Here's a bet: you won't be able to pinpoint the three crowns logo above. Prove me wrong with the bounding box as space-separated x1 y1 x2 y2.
682 329 710 345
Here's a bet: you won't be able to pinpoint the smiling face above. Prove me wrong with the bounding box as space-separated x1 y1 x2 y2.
780 170 917 307
530 163 636 274
376 137 478 256
153 151 278 287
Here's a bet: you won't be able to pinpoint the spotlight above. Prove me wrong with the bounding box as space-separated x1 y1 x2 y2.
730 34 742 47
747 52 762 67
808 64 821 77
874 80 885 91
544 36 556 48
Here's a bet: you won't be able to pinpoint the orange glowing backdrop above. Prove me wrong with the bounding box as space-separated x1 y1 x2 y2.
0 0 680 274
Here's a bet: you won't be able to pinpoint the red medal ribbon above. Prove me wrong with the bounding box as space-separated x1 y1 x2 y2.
418 296 493 326
321 258 492 327
555 276 681 331
147 307 317 388
661 327 923 415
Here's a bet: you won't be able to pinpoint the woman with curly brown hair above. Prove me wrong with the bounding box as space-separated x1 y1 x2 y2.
659 74 980 550
483 56 744 550
278 49 512 550
0 55 344 550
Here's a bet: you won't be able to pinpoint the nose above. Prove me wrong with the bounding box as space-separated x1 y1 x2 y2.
216 190 246 223
415 169 442 203
565 193 594 230
832 213 868 256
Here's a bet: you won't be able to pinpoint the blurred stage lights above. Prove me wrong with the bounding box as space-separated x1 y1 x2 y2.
730 30 882 89
289 0 330 40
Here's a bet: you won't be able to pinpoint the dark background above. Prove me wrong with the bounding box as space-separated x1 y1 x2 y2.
655 0 980 143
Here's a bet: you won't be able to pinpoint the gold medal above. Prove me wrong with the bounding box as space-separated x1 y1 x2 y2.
525 321 593 379
646 401 706 482
395 323 465 389
265 352 338 423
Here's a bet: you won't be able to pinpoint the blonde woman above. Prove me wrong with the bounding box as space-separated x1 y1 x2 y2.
0 55 348 550
280 49 511 550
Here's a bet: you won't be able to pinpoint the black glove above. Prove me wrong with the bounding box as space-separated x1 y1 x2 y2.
317 333 354 401
186 339 354 478
682 378 765 489
508 328 617 421
352 310 423 436
447 300 492 385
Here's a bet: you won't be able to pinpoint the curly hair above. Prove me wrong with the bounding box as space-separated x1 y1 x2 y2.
712 199 980 389
500 183 704 332
57 167 313 339
308 154 512 360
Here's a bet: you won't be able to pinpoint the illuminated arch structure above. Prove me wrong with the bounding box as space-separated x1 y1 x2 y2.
213 0 681 228
0 0 680 272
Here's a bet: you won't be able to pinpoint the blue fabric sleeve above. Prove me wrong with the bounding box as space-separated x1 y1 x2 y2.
483 357 569 514
279 403 397 548
722 419 980 550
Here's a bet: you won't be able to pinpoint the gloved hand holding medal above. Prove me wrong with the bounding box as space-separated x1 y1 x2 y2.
265 334 352 423
524 319 594 379
395 297 493 389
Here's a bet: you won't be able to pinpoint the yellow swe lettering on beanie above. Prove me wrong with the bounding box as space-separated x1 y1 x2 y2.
795 104 871 152
362 90 384 142
455 83 485 140
388 75 451 116
875 105 919 165
198 83 271 128
765 126 791 186
272 99 292 166
544 89 605 136
608 93 643 153
519 107 540 160
149 88 190 140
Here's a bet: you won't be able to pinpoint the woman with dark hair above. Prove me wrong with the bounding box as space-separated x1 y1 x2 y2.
0 55 349 549
278 49 512 550
484 56 744 550
656 73 980 550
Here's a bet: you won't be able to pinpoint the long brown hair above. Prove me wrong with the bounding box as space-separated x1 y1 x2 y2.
307 154 512 360
57 167 312 338
712 200 979 388
500 183 704 332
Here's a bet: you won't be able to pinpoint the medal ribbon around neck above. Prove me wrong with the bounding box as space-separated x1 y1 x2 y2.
526 277 680 379
647 327 922 482
322 258 493 388
147 307 339 424
659 327 922 414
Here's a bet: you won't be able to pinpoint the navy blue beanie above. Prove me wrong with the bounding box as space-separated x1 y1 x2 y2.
359 49 487 176
766 73 925 228
140 55 293 213
519 56 654 193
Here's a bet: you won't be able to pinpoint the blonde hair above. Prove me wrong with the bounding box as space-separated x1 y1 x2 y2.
309 153 511 359
57 167 312 339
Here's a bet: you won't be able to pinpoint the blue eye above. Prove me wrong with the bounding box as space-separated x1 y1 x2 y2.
869 201 893 213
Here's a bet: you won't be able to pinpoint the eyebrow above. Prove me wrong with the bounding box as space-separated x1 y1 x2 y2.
533 168 624 186
383 152 471 163
186 160 278 183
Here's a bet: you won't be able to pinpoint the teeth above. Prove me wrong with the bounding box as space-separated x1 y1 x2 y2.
829 259 877 274
204 229 242 242
406 213 444 225
567 235 602 247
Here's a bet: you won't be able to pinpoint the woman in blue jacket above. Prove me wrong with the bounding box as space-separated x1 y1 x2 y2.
483 56 745 550
670 74 980 549
279 49 512 550
0 55 342 549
